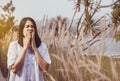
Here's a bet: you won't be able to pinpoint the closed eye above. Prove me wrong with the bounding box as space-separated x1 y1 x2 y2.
25 25 34 28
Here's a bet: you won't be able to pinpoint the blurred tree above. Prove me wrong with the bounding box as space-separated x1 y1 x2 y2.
0 0 15 38
112 1 120 25
0 0 16 78
69 0 119 38
111 0 120 41
49 16 69 37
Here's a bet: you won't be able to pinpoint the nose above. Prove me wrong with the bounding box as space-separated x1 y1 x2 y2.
27 28 34 33
28 26 33 30
29 26 32 29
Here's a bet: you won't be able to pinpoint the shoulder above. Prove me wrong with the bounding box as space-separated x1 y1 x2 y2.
40 42 47 48
9 40 18 47
38 42 49 56
38 42 48 50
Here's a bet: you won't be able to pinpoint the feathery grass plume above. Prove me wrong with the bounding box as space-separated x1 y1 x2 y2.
1 16 120 81
40 17 120 81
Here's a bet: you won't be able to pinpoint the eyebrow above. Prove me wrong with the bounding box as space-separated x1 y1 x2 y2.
25 25 34 26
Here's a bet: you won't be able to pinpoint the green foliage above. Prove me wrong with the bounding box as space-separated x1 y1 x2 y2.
115 31 120 41
111 1 120 40
73 0 100 37
111 1 120 24
83 0 90 6
83 10 94 35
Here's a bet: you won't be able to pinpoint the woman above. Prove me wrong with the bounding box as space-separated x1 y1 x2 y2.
7 17 51 81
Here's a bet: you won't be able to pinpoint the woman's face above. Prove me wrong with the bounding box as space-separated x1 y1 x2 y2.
23 20 35 38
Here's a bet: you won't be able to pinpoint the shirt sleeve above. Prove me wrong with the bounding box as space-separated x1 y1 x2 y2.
7 42 17 69
41 43 51 64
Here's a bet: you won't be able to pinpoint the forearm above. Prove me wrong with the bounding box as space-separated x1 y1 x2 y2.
11 48 27 73
34 49 49 71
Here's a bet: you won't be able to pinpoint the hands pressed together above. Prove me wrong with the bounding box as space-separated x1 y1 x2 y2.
23 31 37 52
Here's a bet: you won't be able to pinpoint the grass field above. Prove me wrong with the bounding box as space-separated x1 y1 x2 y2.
0 20 120 81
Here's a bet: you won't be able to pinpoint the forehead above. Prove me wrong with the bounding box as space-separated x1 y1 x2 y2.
25 20 33 25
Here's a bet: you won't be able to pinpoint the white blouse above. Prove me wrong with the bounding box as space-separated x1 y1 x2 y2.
7 41 51 81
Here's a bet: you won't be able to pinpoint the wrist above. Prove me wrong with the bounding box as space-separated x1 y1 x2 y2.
23 47 27 51
33 48 38 53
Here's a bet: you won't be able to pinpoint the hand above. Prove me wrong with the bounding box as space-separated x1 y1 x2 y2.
23 34 31 50
31 32 37 51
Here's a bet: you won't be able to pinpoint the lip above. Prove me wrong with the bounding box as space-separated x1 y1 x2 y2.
29 31 32 33
28 31 33 33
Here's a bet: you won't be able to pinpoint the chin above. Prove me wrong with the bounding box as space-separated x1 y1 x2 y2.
28 34 32 37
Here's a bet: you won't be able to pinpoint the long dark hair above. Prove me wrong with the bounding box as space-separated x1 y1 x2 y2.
18 17 41 48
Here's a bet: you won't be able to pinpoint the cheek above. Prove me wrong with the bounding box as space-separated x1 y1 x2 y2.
23 29 27 36
32 29 35 35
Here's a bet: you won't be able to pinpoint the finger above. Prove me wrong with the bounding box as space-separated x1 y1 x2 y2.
26 33 31 39
32 31 35 39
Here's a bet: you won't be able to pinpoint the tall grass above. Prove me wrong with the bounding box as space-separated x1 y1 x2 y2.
0 18 120 81
0 27 18 78
39 18 120 81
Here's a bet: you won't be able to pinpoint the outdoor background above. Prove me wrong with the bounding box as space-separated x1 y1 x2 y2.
0 0 120 81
